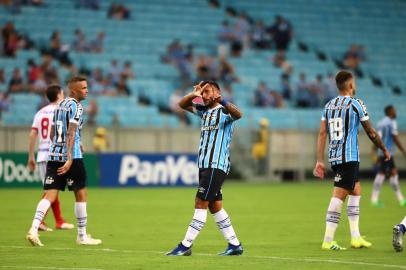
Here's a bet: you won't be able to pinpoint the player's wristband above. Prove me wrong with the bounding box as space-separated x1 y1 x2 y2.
220 98 228 106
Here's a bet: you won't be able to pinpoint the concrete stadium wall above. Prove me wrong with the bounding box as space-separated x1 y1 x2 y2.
1 127 405 171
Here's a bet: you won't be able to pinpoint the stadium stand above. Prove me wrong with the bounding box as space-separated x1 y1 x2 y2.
0 0 405 129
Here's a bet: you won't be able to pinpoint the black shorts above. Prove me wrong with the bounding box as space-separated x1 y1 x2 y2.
196 168 226 202
331 161 359 191
44 159 87 191
378 156 396 174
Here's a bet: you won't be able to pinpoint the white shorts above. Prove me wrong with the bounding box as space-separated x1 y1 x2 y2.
37 161 47 184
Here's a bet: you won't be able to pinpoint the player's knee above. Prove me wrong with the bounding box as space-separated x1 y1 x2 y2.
194 197 209 209
208 201 222 214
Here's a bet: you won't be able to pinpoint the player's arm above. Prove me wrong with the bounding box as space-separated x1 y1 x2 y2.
178 82 207 113
313 120 327 179
28 129 38 172
57 122 78 175
49 124 55 143
393 135 406 159
361 120 391 160
220 100 242 120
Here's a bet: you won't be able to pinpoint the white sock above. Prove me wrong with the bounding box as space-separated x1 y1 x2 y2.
389 174 404 202
401 216 406 228
324 197 343 243
213 208 240 246
181 209 207 248
371 174 385 203
347 195 361 238
75 202 87 240
31 199 51 235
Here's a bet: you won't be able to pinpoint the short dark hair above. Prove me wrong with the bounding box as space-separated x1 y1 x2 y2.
335 70 353 91
46 85 62 102
384 105 394 116
202 80 220 91
68 76 87 89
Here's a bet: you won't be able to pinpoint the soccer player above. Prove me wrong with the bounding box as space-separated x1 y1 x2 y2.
166 81 243 256
26 76 102 246
393 216 406 252
313 71 390 251
28 85 74 231
370 105 406 207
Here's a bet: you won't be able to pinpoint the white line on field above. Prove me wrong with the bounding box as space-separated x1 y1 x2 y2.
0 266 102 270
1 245 405 269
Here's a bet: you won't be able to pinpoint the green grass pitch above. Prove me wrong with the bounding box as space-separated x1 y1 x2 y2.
0 181 405 270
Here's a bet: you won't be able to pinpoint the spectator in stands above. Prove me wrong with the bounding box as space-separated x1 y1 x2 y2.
89 31 105 53
280 73 292 100
73 29 88 52
252 20 269 50
108 59 121 84
324 72 337 103
309 74 326 107
40 53 60 85
89 67 105 95
169 89 190 126
268 15 293 54
8 67 24 93
31 72 47 93
4 30 18 57
273 53 292 75
195 55 215 82
343 44 361 70
237 12 252 50
0 69 6 88
77 0 100 10
48 31 72 66
121 61 135 79
231 23 244 57
108 2 131 20
27 58 41 83
295 73 313 108
85 99 98 125
254 81 271 107
217 20 234 58
269 90 284 108
218 57 239 88
115 74 130 96
0 92 10 119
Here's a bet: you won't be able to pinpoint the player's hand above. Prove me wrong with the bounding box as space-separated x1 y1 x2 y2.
313 161 325 180
383 148 391 161
192 81 204 97
28 158 36 172
57 159 73 175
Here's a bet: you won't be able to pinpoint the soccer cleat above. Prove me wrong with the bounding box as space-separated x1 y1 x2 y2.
321 241 346 251
166 243 192 256
351 236 372 248
26 229 44 247
76 234 102 245
392 225 404 252
38 223 53 232
399 199 406 207
56 222 74 230
371 201 384 208
218 243 244 256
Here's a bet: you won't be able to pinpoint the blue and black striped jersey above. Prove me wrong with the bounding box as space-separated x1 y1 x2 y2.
321 96 369 165
377 116 398 156
49 98 84 162
193 104 236 174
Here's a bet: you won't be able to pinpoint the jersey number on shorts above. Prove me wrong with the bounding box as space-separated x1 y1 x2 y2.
329 118 343 141
41 117 50 140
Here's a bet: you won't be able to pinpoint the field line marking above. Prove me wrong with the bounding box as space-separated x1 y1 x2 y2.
1 245 405 269
0 266 102 270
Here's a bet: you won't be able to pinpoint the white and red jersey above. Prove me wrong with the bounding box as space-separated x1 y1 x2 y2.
31 104 57 162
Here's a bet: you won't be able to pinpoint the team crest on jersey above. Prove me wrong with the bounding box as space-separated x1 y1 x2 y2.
45 176 54 185
334 174 342 182
67 178 74 186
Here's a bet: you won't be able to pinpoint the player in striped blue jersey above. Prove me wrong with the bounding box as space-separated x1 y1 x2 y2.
371 105 406 207
167 81 243 256
314 71 390 251
26 76 101 247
